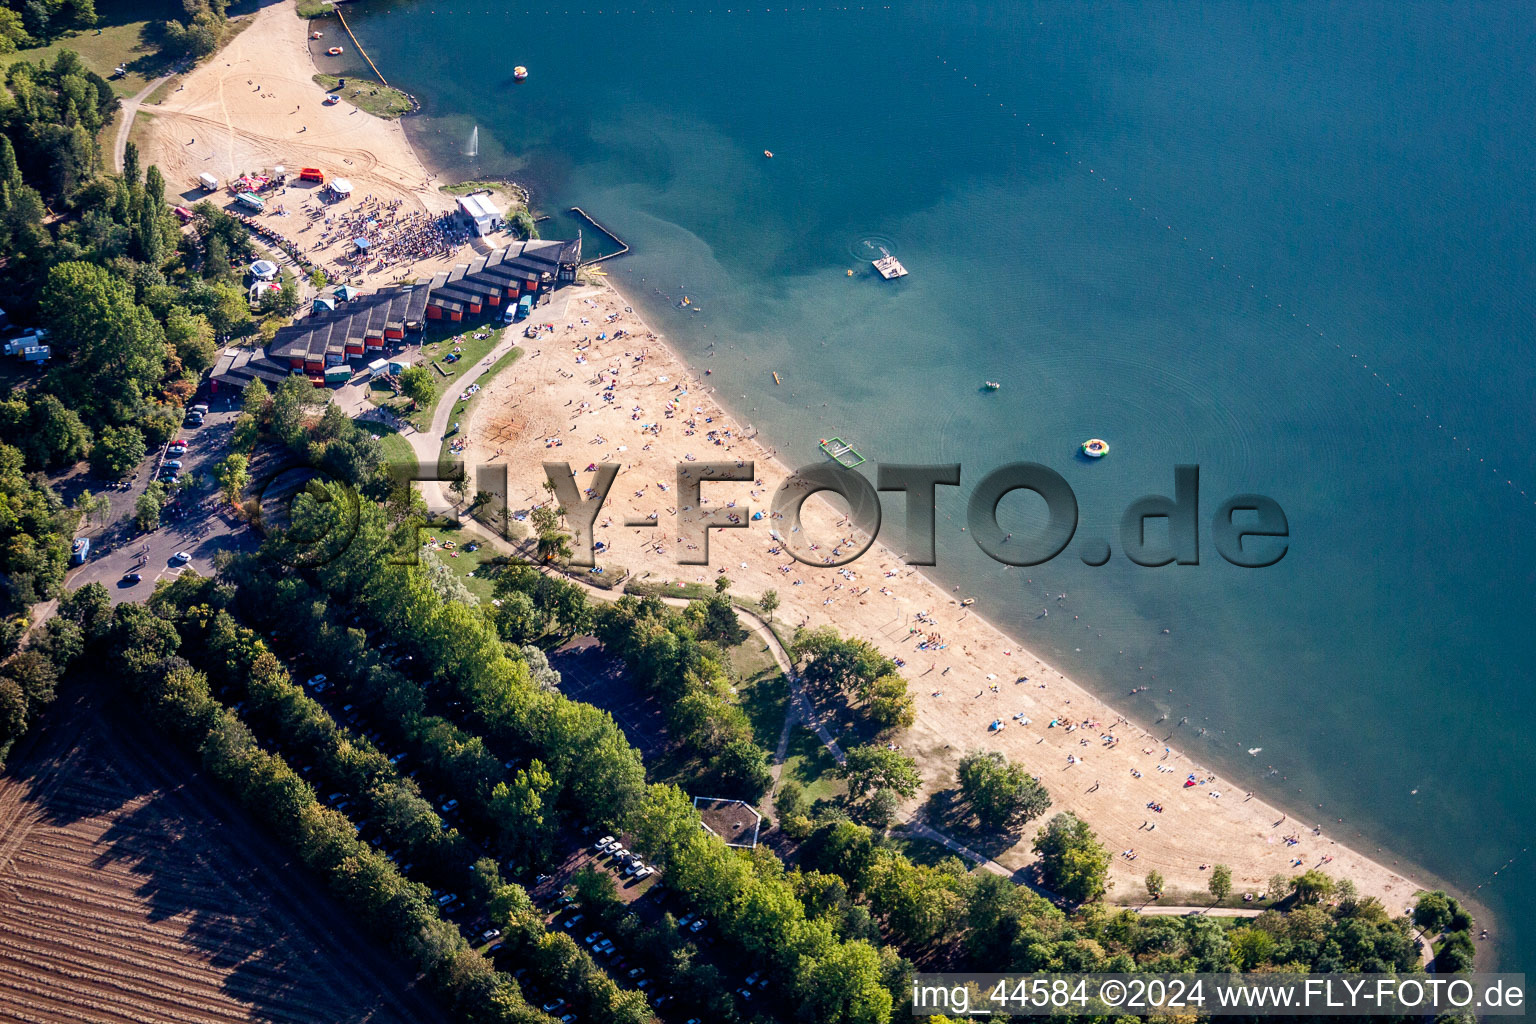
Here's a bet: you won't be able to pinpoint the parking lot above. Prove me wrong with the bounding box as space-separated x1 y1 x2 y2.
64 397 257 603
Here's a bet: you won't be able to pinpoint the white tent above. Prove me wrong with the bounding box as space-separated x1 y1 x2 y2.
456 193 503 236
330 176 353 197
250 259 278 280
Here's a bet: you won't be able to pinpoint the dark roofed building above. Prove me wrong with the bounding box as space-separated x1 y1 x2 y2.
211 236 582 390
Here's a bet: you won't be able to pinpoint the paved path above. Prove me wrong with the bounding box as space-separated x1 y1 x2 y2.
1132 905 1264 918
113 75 172 173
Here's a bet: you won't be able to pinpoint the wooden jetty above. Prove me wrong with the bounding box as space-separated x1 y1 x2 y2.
871 246 907 280
570 206 630 265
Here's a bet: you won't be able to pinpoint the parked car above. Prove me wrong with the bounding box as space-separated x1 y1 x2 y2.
562 913 584 930
121 571 142 585
690 917 708 932
481 928 501 942
170 551 191 564
441 798 459 813
306 674 327 689
593 835 615 850
540 999 565 1013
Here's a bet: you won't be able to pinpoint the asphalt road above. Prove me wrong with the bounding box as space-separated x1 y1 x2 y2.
66 397 257 604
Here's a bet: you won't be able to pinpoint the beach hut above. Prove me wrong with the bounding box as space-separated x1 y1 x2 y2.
312 295 337 313
366 357 389 380
250 259 278 280
324 364 351 385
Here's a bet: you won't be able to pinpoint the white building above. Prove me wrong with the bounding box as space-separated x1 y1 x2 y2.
456 193 503 236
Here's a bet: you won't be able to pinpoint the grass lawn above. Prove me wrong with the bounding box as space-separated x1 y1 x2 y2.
0 0 184 97
436 342 521 469
311 73 413 119
887 833 971 871
358 420 418 474
420 322 509 420
729 640 789 756
781 726 845 807
625 577 715 601
454 544 513 604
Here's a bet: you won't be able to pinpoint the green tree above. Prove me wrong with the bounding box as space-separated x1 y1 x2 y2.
1413 890 1455 934
164 306 218 372
398 365 434 409
536 530 570 564
72 489 111 528
1209 863 1232 903
865 673 915 730
214 453 249 505
837 745 920 800
1145 870 1165 900
759 589 779 621
1290 869 1335 906
1031 812 1110 904
135 482 167 531
90 424 146 479
956 749 1051 830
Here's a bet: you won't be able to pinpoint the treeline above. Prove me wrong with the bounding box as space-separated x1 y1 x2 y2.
0 580 100 763
0 0 95 52
97 590 563 1024
592 586 775 800
137 573 654 1024
209 480 908 1023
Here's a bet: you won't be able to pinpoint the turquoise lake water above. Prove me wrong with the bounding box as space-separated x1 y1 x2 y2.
345 1 1535 968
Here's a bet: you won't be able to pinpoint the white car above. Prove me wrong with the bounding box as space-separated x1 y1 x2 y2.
593 835 615 850
171 551 191 564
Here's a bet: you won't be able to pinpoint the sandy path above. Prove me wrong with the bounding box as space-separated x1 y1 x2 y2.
463 284 1428 910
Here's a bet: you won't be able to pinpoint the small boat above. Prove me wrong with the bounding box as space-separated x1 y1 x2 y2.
772 372 781 385
323 94 340 105
763 150 773 158
327 47 343 56
311 30 322 39
1081 438 1110 458
983 381 1000 390
961 597 976 606
513 66 528 81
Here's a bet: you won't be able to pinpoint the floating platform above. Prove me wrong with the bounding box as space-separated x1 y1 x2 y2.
871 252 908 279
819 436 866 468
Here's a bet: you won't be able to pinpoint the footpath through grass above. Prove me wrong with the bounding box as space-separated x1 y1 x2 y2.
437 343 522 470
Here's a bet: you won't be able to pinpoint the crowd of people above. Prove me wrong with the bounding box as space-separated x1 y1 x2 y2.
302 194 475 275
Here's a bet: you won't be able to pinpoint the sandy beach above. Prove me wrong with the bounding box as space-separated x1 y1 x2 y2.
464 284 1427 908
134 2 470 292
144 1 1427 910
